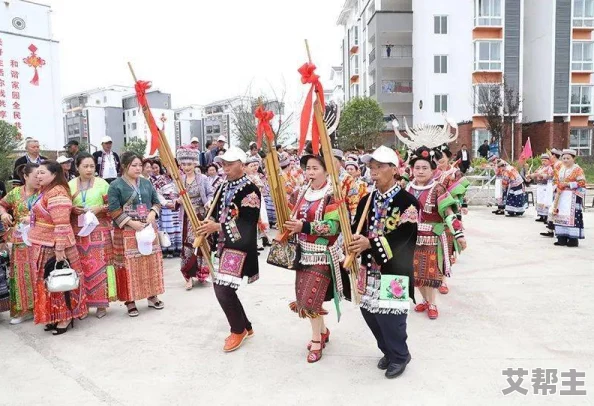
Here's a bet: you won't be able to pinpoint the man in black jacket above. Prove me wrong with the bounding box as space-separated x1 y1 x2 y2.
478 140 489 159
92 136 120 183
455 144 471 173
349 146 419 379
12 138 47 185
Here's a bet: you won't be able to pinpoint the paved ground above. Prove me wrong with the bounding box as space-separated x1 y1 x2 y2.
1 206 593 406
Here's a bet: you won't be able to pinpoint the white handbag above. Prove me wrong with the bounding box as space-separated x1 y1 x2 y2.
46 260 80 293
158 231 172 248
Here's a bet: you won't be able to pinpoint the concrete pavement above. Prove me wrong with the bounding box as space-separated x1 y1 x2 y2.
1 206 593 406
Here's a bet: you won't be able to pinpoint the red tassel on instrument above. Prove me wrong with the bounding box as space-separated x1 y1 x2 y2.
254 105 275 149
134 80 161 155
298 63 325 154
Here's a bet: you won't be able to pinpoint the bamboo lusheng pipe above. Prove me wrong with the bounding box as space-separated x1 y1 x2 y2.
192 184 223 250
343 184 375 269
305 39 360 304
276 180 312 242
265 152 289 234
127 62 215 279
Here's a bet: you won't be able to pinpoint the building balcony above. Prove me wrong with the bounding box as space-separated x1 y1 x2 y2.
572 61 594 71
573 17 594 29
369 48 376 63
376 80 413 103
368 11 412 35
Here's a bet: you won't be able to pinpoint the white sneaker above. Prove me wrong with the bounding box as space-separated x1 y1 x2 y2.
10 313 33 325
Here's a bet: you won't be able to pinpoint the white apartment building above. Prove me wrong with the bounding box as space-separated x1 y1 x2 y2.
325 66 345 104
202 96 252 147
339 0 594 157
63 85 132 154
1 0 63 150
175 105 203 148
122 90 175 155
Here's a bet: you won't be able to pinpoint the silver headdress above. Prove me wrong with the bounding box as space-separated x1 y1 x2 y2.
392 114 458 150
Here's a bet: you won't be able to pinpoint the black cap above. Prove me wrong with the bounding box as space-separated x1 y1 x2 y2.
64 140 79 148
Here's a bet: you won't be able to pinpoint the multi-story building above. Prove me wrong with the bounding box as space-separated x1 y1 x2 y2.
122 90 175 155
325 66 345 104
202 96 252 146
338 0 594 157
1 0 63 150
523 0 594 156
174 105 203 148
338 0 414 132
62 86 131 154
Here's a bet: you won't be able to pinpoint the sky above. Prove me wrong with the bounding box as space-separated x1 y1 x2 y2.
44 0 345 113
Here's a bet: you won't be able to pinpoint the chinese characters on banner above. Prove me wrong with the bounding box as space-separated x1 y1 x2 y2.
502 368 587 396
0 37 23 140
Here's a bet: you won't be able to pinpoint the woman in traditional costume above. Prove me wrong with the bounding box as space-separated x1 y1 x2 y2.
30 161 87 334
284 154 350 363
492 158 527 216
551 149 586 247
0 163 39 324
177 146 214 289
108 152 164 317
151 167 182 258
69 153 114 319
405 147 467 319
525 154 554 223
434 145 470 295
206 163 223 191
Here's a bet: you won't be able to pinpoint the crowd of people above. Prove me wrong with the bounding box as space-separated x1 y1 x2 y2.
0 124 586 380
491 147 587 248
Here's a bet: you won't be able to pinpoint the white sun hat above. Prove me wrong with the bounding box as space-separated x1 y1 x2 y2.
135 225 156 256
360 145 400 167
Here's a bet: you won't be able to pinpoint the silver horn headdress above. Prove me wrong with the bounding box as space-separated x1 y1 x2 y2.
392 114 458 150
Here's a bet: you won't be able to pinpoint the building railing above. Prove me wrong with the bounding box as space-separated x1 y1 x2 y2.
369 48 376 63
381 80 413 94
381 45 412 59
369 84 376 96
573 17 594 28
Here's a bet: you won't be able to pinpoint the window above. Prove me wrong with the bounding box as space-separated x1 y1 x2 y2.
132 110 137 117
206 125 213 134
103 96 107 103
350 54 359 75
213 125 221 133
475 41 502 70
131 123 137 130
570 128 593 155
434 15 448 34
476 0 502 26
434 55 448 73
474 84 501 114
434 94 448 113
571 85 593 113
351 84 360 98
127 111 130 117
574 0 594 27
189 113 193 118
473 129 491 156
572 42 594 71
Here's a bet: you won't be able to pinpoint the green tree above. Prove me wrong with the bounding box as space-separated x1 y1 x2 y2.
336 97 385 150
125 137 148 157
0 120 21 181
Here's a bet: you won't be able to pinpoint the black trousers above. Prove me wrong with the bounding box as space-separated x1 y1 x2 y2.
214 284 252 334
361 308 409 364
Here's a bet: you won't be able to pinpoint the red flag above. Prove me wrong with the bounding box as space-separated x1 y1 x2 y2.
519 137 533 161
298 62 325 154
133 80 161 155
254 105 275 149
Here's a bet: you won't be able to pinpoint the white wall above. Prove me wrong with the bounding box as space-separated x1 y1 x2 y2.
522 0 556 122
0 1 63 149
412 0 474 125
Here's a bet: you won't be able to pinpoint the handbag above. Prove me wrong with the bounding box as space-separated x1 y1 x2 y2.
45 260 80 293
266 237 300 270
158 231 172 248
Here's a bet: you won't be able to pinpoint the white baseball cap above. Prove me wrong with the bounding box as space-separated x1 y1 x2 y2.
360 146 400 167
135 225 156 256
78 211 99 237
214 146 247 164
217 135 227 143
56 155 73 164
101 136 113 144
190 137 200 143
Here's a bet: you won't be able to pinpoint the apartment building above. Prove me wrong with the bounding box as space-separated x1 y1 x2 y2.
62 86 131 154
175 105 203 148
122 90 175 154
325 66 345 104
338 0 414 134
523 0 594 156
202 97 249 146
